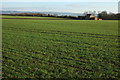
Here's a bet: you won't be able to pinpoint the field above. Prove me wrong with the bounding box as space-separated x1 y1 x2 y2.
2 16 119 78
2 15 70 20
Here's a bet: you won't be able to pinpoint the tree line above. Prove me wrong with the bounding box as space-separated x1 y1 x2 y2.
2 11 120 20
98 11 119 20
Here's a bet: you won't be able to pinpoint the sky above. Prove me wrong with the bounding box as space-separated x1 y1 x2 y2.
1 0 119 13
2 0 120 2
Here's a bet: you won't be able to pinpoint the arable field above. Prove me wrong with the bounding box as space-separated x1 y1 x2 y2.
2 17 119 78
2 15 70 20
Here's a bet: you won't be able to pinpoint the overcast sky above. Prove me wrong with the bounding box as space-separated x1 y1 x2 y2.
2 0 120 2
2 0 119 13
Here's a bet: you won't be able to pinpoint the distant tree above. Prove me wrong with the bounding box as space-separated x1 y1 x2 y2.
93 11 96 15
98 11 107 19
83 12 88 16
98 11 119 20
100 11 107 15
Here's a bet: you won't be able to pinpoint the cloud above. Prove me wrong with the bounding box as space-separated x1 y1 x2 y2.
2 2 118 13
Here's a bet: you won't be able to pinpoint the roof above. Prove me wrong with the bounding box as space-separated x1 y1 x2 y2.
90 15 95 18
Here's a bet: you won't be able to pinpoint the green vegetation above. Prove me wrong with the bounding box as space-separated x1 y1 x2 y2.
2 15 69 20
2 17 119 78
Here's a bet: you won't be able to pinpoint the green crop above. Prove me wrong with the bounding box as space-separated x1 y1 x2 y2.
2 15 69 20
2 17 119 78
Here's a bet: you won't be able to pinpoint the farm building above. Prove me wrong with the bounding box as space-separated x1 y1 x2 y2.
85 14 102 20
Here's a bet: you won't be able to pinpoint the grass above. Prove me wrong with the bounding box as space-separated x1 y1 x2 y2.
2 18 119 78
2 15 69 20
